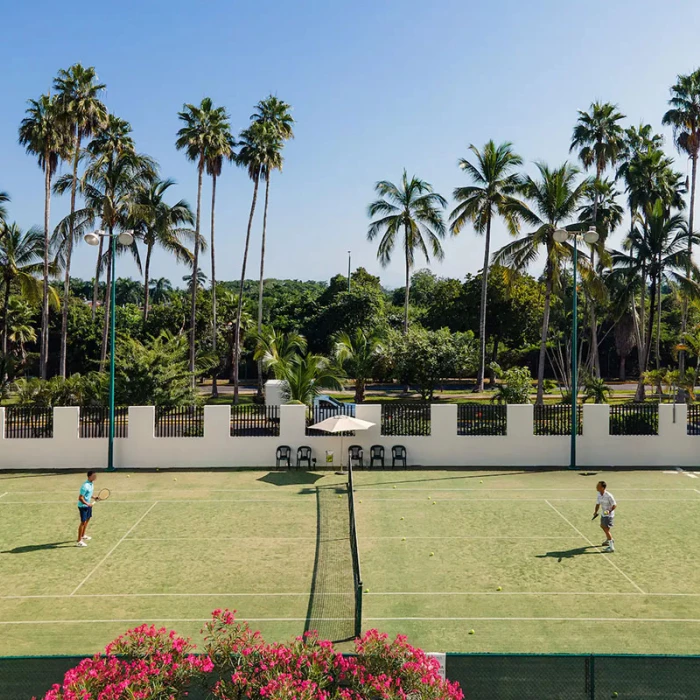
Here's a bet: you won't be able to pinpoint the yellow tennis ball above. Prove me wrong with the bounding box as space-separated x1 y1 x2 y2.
612 693 618 699
469 629 475 635
400 517 404 520
126 475 130 478
432 501 436 505
497 586 502 591
428 496 431 499
359 500 362 503
365 589 370 594
393 485 397 489
479 480 483 483
430 552 434 556
402 537 406 541
338 495 342 499
173 478 177 481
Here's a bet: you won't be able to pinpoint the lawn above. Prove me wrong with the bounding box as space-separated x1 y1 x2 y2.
1 468 699 660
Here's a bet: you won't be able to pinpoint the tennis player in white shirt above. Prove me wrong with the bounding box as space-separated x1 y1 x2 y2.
593 480 617 552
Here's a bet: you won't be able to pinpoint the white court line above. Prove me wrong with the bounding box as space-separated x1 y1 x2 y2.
695 489 700 495
0 492 7 499
123 535 581 542
70 502 159 596
3 616 700 625
4 590 700 601
544 500 645 594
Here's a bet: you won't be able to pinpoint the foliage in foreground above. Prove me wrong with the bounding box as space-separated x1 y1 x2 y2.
41 610 463 700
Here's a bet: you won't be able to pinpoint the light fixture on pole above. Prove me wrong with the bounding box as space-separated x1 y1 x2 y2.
84 229 135 471
552 226 599 470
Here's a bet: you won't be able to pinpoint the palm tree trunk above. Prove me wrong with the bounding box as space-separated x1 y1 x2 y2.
233 174 260 405
91 233 104 322
100 227 113 368
256 175 271 400
143 242 153 323
355 377 365 404
59 132 81 378
679 154 697 376
210 172 218 398
619 355 626 381
40 159 51 380
190 159 204 386
535 265 553 405
475 213 491 393
655 271 662 370
1 278 10 358
403 224 410 336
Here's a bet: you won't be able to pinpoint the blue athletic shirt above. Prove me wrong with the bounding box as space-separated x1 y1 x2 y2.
78 481 94 508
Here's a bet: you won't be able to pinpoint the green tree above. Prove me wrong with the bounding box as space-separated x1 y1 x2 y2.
662 69 700 372
251 96 294 397
254 328 308 380
149 277 174 304
334 328 386 403
489 363 532 404
494 163 590 403
53 64 107 377
271 352 344 405
0 191 9 228
130 179 196 321
18 93 69 378
449 141 525 392
232 121 282 403
367 170 446 334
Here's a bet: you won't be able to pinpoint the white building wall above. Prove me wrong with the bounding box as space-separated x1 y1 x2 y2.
0 404 697 470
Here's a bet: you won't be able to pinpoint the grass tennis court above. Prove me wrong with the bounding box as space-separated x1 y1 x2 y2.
1 468 700 657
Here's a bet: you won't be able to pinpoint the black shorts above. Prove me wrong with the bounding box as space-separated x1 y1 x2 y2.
78 506 93 522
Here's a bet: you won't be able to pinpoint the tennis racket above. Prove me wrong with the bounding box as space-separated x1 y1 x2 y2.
591 513 599 521
95 488 111 502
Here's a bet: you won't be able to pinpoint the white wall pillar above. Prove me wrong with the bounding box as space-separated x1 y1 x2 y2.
0 407 4 442
507 404 533 440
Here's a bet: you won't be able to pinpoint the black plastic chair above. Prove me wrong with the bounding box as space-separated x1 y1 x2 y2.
348 445 363 469
297 445 313 469
391 445 407 469
369 445 385 469
276 445 291 468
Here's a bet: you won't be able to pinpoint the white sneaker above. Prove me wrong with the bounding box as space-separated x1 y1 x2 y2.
76 541 88 547
82 536 92 541
604 544 615 553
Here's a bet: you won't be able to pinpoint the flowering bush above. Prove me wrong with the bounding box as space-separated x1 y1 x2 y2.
40 611 463 700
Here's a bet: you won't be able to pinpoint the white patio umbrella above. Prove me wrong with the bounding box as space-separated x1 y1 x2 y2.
308 415 376 474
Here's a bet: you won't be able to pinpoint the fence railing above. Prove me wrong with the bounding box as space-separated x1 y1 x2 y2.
79 406 129 438
4 407 54 438
457 404 507 436
609 403 659 435
154 406 204 438
533 404 582 436
306 404 355 436
230 405 280 437
381 403 431 436
687 404 700 435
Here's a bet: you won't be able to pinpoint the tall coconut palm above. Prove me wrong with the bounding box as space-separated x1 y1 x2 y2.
204 109 235 397
334 328 385 403
231 122 281 403
251 96 294 398
0 224 46 357
129 179 196 322
53 64 107 377
449 141 525 392
18 94 69 378
367 171 447 334
0 191 9 229
662 69 700 373
149 277 174 304
493 163 590 403
176 98 227 383
254 328 308 379
570 102 626 377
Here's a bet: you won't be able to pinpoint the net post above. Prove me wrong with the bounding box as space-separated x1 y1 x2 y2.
347 462 363 639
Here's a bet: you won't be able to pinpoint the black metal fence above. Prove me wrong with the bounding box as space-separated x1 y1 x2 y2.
533 404 582 436
688 404 700 435
381 403 431 436
458 404 507 436
306 404 355 436
154 405 204 437
79 406 128 438
609 403 658 435
347 463 363 640
230 405 280 437
4 407 53 438
445 652 700 699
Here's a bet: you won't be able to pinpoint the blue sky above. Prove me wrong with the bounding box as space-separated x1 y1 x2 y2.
1 0 699 288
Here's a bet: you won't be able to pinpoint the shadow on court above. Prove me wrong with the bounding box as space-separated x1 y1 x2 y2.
257 471 325 487
2 541 75 554
536 545 604 562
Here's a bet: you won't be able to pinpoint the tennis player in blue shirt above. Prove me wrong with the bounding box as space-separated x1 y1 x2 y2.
77 471 97 547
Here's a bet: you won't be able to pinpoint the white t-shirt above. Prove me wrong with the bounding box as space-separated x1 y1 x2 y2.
597 491 616 517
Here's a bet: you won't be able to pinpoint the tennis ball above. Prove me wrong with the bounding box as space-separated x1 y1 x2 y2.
173 477 177 481
400 517 404 520
611 693 618 699
359 500 362 503
469 629 475 635
432 501 436 505
338 495 342 499
430 552 434 556
497 586 502 591
365 589 370 594
402 537 406 541
479 480 483 483
393 485 397 489
126 475 130 478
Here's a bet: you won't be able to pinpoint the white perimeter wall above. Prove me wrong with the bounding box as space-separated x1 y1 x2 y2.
0 404 697 470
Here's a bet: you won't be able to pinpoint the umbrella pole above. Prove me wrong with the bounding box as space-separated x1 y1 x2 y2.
336 433 344 476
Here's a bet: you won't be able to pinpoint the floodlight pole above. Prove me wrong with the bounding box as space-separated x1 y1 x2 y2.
571 234 578 472
108 231 117 472
347 251 351 292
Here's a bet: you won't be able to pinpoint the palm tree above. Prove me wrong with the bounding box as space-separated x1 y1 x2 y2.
176 98 227 383
182 269 207 294
149 277 174 304
0 224 45 357
449 141 525 392
277 352 345 406
662 69 700 373
367 171 447 334
570 102 626 377
18 94 69 378
254 328 307 379
251 96 294 398
53 64 107 377
0 191 9 229
493 162 590 403
130 179 196 321
231 121 281 404
334 329 385 403
204 107 235 397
